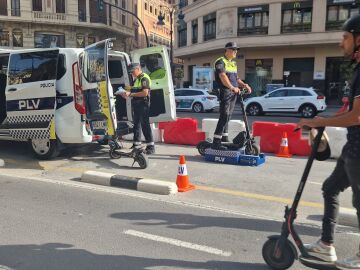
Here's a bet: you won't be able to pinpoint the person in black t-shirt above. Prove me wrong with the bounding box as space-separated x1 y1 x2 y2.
297 15 360 269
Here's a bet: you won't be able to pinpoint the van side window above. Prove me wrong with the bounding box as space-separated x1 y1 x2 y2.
8 51 58 85
108 60 123 79
57 54 66 80
140 53 165 80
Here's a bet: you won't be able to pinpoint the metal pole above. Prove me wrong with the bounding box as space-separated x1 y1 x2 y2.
170 10 174 82
103 0 150 48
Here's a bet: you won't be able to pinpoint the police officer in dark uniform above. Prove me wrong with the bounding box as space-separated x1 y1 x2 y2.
297 15 360 269
212 42 252 150
120 63 155 154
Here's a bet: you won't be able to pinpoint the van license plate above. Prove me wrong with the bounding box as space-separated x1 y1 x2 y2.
91 121 107 130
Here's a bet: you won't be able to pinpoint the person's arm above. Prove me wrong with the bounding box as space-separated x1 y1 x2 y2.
298 97 360 128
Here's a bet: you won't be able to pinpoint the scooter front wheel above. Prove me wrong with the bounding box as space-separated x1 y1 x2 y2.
135 153 148 169
245 143 260 156
262 238 296 270
109 149 122 159
197 141 211 156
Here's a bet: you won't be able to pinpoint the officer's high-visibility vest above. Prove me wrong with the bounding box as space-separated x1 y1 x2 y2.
132 72 151 102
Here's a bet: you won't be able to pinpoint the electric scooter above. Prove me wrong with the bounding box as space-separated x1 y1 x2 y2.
108 122 148 169
197 89 259 156
262 127 336 270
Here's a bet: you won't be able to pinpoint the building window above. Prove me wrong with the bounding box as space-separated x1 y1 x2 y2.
192 19 198 44
56 0 65 13
150 5 153 13
155 8 157 15
88 36 96 45
178 25 187 47
145 2 147 10
179 0 188 9
32 0 42 11
89 0 106 24
281 1 312 33
0 31 9 46
245 59 273 95
238 5 269 35
203 12 216 41
326 1 360 31
76 34 85 48
78 0 86 22
0 0 7 15
122 0 125 8
34 33 65 48
122 14 126 25
12 29 23 47
11 0 20 16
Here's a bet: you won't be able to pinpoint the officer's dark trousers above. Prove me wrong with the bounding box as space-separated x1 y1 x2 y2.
214 91 237 139
320 151 360 247
132 100 153 144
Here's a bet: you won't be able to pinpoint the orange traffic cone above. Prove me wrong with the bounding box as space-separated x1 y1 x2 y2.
176 155 195 192
276 132 292 158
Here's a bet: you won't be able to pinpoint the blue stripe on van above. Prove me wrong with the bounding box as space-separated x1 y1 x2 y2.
6 97 56 112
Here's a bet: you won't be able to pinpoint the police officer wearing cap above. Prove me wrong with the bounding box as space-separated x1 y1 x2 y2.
297 14 360 269
120 63 155 154
212 42 252 150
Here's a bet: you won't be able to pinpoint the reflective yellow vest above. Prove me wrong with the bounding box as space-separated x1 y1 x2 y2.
133 72 152 89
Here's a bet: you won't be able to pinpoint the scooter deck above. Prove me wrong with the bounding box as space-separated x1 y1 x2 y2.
299 256 338 269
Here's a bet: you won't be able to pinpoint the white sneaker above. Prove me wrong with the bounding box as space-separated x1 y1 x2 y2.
336 252 360 270
303 239 337 262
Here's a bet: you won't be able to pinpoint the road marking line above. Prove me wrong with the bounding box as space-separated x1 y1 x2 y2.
123 229 232 257
309 181 322 186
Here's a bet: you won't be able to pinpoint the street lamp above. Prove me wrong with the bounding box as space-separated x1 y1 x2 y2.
157 5 185 80
98 0 150 47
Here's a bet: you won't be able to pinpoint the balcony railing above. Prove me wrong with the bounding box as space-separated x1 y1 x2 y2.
326 20 345 31
281 23 311 33
204 33 216 41
33 11 66 21
11 8 21 16
238 26 268 36
178 39 187 47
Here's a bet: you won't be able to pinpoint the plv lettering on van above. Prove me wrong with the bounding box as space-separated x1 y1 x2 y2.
19 99 40 110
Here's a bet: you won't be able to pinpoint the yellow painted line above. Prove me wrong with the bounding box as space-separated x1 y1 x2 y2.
196 185 323 209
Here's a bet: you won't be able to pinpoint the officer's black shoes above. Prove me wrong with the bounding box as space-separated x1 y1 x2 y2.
145 145 155 155
211 142 227 151
221 136 230 143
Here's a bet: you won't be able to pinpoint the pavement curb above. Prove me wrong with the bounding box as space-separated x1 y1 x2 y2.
339 207 357 228
81 171 178 195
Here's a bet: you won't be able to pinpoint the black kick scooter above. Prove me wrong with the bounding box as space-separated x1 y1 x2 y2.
262 127 337 270
197 89 259 156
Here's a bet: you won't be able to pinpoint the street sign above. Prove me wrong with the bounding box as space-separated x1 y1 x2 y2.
97 0 104 11
283 71 290 76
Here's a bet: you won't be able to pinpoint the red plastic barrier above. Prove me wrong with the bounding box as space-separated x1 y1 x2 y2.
252 121 310 156
160 118 205 146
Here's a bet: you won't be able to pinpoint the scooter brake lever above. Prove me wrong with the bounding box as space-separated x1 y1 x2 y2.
293 125 311 132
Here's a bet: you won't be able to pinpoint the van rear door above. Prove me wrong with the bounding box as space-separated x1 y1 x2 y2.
5 49 58 140
131 46 176 122
81 39 117 137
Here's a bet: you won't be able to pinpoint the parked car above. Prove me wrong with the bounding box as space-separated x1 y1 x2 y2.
243 87 326 118
174 88 219 113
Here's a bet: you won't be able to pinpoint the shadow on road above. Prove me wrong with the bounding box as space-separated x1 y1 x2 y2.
110 211 320 237
0 242 270 270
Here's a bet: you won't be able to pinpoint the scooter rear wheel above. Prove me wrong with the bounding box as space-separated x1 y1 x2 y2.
135 153 148 169
262 238 296 270
197 141 211 156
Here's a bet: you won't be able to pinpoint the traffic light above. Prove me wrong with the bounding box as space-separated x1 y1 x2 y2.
97 0 104 11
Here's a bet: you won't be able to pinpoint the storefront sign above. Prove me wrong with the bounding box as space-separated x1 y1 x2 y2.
238 5 269 14
192 66 213 90
327 0 357 4
314 71 325 80
282 0 313 10
284 71 290 76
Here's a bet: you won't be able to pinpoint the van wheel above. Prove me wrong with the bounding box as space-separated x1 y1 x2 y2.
30 139 59 160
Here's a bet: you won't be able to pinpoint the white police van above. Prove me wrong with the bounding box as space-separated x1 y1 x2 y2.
0 39 175 159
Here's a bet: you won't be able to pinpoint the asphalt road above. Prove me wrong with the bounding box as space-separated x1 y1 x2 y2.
0 174 357 270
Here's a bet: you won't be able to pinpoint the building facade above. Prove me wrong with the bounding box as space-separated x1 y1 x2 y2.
174 0 358 103
0 0 135 51
134 0 174 50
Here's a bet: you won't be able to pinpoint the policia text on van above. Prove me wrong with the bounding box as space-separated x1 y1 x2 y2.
0 39 176 159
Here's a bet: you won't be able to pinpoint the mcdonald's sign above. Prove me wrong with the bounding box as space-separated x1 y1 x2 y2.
282 0 313 10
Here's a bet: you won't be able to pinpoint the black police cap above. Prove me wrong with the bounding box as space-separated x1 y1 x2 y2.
225 42 240 50
343 14 360 35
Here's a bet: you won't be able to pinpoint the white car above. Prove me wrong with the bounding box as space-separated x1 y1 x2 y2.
244 87 327 118
174 88 219 113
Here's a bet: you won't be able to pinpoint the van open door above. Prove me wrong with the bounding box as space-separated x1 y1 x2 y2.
80 39 117 137
5 49 59 141
131 46 176 123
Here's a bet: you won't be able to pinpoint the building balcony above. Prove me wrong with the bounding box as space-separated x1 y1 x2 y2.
33 11 67 22
238 26 268 36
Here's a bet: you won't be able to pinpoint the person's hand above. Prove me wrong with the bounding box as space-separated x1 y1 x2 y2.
296 116 323 129
244 84 252 94
232 87 240 94
124 85 132 91
121 91 131 98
